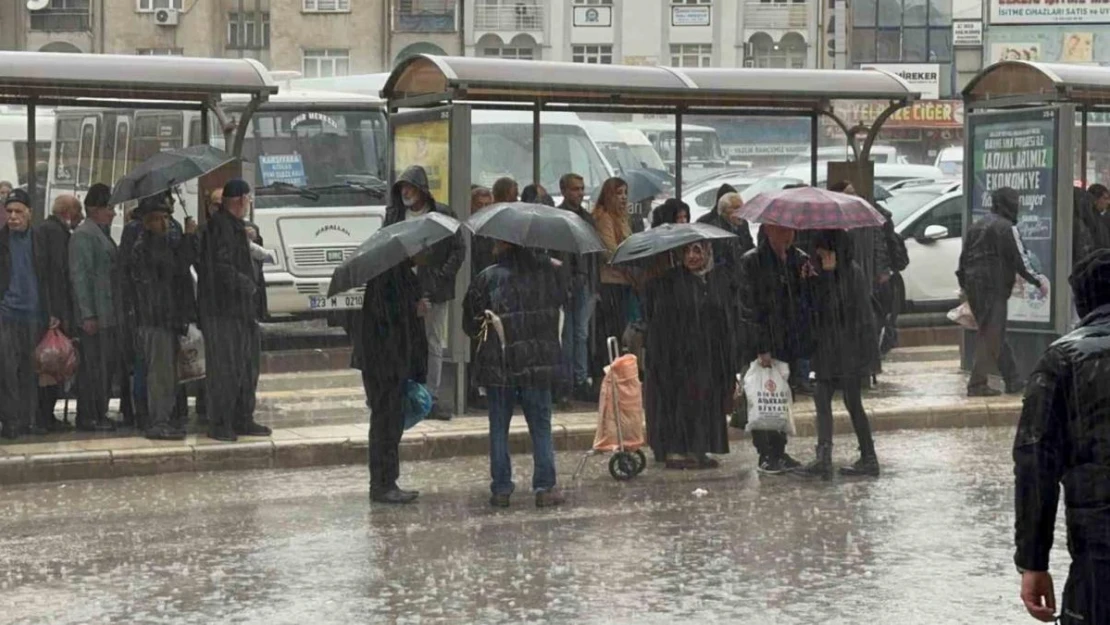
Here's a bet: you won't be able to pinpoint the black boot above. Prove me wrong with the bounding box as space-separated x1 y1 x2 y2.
797 443 833 480
840 449 880 477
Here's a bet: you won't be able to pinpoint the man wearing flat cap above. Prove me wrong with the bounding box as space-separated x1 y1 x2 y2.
69 183 120 432
0 189 66 439
197 179 270 442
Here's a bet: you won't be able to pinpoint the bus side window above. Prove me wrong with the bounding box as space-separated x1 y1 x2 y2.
77 118 98 189
111 119 131 185
54 119 81 184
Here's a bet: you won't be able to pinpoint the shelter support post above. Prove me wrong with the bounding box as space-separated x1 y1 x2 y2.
674 110 683 196
859 100 909 199
26 101 36 214
1081 108 1088 188
200 103 210 146
810 114 818 186
210 100 236 151
532 102 541 186
820 109 860 160
231 96 264 157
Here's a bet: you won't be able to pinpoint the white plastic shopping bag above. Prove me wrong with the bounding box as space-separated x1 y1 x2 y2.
177 323 206 384
743 359 796 435
947 301 978 330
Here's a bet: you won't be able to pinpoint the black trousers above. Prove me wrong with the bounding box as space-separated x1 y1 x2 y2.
751 430 788 461
38 385 61 426
364 374 405 494
967 291 1018 389
814 377 875 455
76 327 117 426
203 317 261 431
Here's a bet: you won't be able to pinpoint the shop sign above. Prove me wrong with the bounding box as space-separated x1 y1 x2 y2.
953 21 983 47
672 6 711 26
990 0 1110 24
861 63 941 99
829 100 965 128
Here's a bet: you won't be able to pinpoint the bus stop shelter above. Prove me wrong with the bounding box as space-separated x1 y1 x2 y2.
380 54 921 415
0 50 278 204
961 61 1110 377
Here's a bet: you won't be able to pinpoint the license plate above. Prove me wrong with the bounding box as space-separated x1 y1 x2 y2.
308 294 364 310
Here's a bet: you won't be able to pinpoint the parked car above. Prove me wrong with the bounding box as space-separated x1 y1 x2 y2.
778 162 946 188
883 183 964 312
788 144 909 166
934 146 964 177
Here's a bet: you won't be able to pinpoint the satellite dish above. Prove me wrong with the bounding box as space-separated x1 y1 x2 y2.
26 0 49 11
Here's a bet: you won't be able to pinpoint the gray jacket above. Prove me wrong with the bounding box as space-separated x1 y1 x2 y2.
69 219 118 327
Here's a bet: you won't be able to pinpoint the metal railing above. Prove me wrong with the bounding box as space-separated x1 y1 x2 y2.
743 1 811 30
30 9 91 32
474 2 543 31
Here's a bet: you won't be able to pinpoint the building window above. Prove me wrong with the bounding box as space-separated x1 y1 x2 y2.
303 0 350 12
228 12 271 49
303 49 350 78
851 0 952 64
670 44 712 67
749 32 807 68
394 0 457 32
573 0 611 4
137 47 184 55
671 0 711 4
136 0 183 11
572 44 612 64
482 47 535 60
30 0 90 32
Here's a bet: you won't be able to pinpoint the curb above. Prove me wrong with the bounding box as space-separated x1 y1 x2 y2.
0 400 1021 487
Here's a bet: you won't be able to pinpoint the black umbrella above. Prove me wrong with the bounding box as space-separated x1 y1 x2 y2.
466 202 606 255
327 212 461 297
109 145 234 208
589 169 667 205
610 223 736 265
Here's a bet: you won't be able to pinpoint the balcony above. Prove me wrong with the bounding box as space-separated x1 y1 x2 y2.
474 1 543 31
30 9 91 32
743 1 811 31
394 0 458 32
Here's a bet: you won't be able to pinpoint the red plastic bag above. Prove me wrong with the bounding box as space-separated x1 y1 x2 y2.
35 328 79 386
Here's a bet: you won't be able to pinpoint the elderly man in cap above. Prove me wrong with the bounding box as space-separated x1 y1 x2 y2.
70 183 120 432
197 179 270 442
36 194 82 432
125 194 197 441
0 189 65 439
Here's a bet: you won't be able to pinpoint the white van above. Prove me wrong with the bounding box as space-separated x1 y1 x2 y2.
0 106 54 194
617 127 668 172
470 110 615 197
581 120 641 175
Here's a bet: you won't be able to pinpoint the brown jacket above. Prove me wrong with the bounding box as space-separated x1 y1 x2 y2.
593 207 633 285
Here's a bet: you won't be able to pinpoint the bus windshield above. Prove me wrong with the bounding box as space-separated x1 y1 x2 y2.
628 144 667 170
236 109 388 204
598 140 640 175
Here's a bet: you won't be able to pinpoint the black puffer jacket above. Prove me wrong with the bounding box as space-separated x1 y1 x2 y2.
738 238 812 364
463 247 566 389
808 253 879 379
384 165 464 303
957 191 1039 299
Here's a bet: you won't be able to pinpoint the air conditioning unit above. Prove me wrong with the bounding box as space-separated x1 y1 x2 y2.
154 8 179 26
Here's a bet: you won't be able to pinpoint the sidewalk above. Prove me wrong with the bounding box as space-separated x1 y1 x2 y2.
0 346 1021 486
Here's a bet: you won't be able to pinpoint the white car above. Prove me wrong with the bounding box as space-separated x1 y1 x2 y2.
883 183 964 312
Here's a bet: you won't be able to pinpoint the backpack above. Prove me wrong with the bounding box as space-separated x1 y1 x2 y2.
886 221 910 272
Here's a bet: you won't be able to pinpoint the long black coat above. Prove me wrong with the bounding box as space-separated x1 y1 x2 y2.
197 209 259 322
644 266 734 458
462 247 565 389
809 261 879 380
1014 303 1110 620
37 215 74 332
125 230 197 331
358 264 428 389
384 166 464 304
738 239 812 365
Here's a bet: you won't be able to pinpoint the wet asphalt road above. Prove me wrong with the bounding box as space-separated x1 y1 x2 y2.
0 427 1070 625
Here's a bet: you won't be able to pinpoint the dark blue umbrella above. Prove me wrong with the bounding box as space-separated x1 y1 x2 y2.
109 145 233 208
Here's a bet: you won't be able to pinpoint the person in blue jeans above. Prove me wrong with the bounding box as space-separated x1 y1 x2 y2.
556 173 598 403
464 240 567 509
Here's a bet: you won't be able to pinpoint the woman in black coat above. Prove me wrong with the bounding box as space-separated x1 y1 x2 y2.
798 230 880 480
361 261 428 505
645 241 736 469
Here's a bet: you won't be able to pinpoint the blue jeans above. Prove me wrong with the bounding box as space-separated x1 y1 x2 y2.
561 284 594 388
487 386 557 496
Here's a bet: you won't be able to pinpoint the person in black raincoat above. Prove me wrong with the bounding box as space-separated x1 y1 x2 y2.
124 195 197 441
957 187 1045 397
796 230 880 480
644 241 735 469
463 242 567 509
384 165 464 420
739 224 812 474
1013 248 1110 625
1072 187 1110 269
360 261 428 505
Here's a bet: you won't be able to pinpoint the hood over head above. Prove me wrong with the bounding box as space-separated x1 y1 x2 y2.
716 183 738 204
1071 248 1110 318
990 187 1021 224
391 165 434 209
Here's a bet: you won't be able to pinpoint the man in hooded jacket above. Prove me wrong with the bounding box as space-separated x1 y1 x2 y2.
957 187 1046 397
1013 248 1110 625
384 165 464 420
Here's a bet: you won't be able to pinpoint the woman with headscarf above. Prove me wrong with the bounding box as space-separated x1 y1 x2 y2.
797 230 880 479
644 241 736 469
592 177 635 368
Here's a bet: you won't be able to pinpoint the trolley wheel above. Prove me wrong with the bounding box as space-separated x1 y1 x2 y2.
632 449 647 475
608 452 637 481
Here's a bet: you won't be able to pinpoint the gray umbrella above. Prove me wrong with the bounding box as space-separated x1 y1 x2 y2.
109 145 233 208
611 223 736 265
327 212 461 297
466 202 606 254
